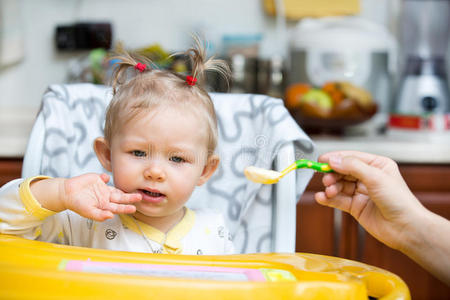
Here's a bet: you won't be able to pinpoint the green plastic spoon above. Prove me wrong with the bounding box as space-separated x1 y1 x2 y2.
244 159 334 184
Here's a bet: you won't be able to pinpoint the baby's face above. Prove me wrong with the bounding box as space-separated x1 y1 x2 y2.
108 105 211 224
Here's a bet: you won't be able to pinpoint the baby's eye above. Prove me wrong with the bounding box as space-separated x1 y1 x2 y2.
169 156 185 163
132 150 147 157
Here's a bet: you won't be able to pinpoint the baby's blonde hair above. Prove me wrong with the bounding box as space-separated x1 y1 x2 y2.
104 37 230 155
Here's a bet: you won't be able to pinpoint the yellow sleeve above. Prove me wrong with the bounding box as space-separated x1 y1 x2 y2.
19 176 56 220
0 177 57 237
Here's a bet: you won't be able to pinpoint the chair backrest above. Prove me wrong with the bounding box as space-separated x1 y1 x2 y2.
22 83 317 254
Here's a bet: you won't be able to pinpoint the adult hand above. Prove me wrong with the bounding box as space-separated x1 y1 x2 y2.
314 151 423 251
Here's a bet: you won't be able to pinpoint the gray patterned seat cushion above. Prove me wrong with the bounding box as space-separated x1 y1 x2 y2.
23 83 316 253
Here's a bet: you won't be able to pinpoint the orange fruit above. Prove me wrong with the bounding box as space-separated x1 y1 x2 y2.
284 83 311 109
322 82 338 93
322 82 344 106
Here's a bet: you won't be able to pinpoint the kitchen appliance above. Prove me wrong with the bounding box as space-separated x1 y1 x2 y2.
263 0 360 20
56 22 112 50
393 0 450 116
289 16 396 114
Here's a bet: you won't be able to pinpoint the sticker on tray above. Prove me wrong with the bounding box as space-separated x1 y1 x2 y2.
59 259 295 282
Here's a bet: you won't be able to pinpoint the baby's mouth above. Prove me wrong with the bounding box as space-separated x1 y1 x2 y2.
141 189 165 197
138 189 166 203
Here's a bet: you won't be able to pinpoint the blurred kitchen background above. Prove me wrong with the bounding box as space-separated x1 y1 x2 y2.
0 0 450 298
1 0 450 142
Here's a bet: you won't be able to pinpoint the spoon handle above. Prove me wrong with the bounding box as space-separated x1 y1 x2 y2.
295 159 334 173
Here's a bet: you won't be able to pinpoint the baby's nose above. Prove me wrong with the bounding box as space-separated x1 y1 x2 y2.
144 161 166 181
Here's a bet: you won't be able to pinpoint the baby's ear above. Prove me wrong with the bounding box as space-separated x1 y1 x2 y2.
197 155 219 186
94 137 112 172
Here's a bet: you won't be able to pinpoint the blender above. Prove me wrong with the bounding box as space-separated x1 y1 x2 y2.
393 0 450 119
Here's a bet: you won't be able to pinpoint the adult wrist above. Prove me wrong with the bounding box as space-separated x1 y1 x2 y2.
398 203 433 256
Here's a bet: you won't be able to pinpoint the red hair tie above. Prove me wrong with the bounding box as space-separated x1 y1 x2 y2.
134 63 147 72
186 75 197 86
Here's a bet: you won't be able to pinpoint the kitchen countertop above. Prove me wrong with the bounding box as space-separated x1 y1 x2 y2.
312 134 450 164
1 108 450 164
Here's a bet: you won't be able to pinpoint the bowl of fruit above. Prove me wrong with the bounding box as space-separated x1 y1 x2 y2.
285 81 377 133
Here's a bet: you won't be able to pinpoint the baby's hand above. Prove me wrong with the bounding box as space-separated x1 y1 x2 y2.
61 173 142 221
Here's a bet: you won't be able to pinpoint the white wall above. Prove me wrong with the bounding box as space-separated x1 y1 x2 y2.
0 0 395 111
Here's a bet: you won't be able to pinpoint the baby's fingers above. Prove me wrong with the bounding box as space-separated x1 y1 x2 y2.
88 208 114 222
105 202 136 215
109 190 142 204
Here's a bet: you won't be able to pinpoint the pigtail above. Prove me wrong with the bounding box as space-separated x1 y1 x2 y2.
108 43 153 95
182 35 231 88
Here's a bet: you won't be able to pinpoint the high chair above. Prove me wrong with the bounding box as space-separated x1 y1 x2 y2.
21 83 317 254
3 83 410 299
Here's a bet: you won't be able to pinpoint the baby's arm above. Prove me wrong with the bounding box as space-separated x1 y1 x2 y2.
0 174 141 238
0 177 62 238
30 173 141 221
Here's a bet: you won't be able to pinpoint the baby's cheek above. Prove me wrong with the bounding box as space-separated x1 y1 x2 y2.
111 174 133 193
173 179 198 201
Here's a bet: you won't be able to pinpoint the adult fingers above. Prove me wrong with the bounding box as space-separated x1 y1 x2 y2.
342 180 356 195
325 181 344 198
348 193 371 220
314 191 352 213
356 181 369 195
324 179 357 198
319 151 379 165
322 173 342 186
329 155 383 187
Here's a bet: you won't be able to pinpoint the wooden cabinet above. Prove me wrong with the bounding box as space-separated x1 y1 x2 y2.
295 173 335 256
297 164 450 300
0 158 22 187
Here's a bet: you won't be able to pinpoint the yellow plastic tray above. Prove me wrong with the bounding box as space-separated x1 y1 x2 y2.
0 234 409 299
